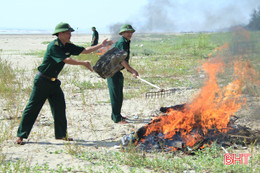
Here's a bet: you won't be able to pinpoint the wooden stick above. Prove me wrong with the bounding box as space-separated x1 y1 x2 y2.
221 146 229 153
137 76 162 90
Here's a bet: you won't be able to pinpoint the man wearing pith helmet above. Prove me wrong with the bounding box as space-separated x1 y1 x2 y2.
16 22 113 144
107 24 139 124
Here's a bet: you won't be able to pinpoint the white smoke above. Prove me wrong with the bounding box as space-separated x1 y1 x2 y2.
131 0 260 33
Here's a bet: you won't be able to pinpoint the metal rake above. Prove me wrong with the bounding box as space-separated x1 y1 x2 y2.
137 76 187 98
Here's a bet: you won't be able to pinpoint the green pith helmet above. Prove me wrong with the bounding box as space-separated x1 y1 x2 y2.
119 24 135 35
92 27 96 30
52 22 75 35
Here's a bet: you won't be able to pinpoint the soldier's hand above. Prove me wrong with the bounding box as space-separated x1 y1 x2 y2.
84 61 93 72
132 70 139 78
101 39 114 47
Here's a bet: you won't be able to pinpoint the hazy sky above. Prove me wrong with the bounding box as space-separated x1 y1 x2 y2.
1 0 259 33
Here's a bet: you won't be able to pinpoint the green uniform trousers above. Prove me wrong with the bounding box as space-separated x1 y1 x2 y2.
107 71 124 123
17 74 67 139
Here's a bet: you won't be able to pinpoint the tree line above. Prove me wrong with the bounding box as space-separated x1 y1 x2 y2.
247 6 260 30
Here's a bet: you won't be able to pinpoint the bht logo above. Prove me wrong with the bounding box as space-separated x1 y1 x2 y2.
224 153 251 165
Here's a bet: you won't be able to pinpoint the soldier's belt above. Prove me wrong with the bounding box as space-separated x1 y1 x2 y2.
37 72 57 82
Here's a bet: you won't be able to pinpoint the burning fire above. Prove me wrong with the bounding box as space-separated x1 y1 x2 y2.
96 45 111 55
142 40 258 149
208 43 228 57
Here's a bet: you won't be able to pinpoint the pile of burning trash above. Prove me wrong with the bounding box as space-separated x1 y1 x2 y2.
121 103 259 153
121 42 259 153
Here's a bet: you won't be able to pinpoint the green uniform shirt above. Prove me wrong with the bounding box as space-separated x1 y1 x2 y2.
114 36 130 63
38 39 84 78
92 30 99 45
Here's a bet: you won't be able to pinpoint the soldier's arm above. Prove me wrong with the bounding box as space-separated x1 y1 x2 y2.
121 60 139 78
63 58 93 71
92 36 96 44
81 39 114 54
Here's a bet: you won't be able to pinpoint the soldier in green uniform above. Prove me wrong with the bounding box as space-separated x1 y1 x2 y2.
107 24 139 124
16 22 113 144
91 27 99 46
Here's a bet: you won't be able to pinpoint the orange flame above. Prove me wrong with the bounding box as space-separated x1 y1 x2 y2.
208 43 229 57
143 43 258 147
168 147 178 152
96 46 111 55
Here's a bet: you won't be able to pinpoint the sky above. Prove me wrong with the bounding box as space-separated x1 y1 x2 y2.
1 0 260 34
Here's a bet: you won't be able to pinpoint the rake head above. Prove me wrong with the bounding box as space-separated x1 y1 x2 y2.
145 87 193 98
136 76 193 98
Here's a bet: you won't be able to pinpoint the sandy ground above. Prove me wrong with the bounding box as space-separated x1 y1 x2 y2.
0 34 259 172
0 34 199 172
